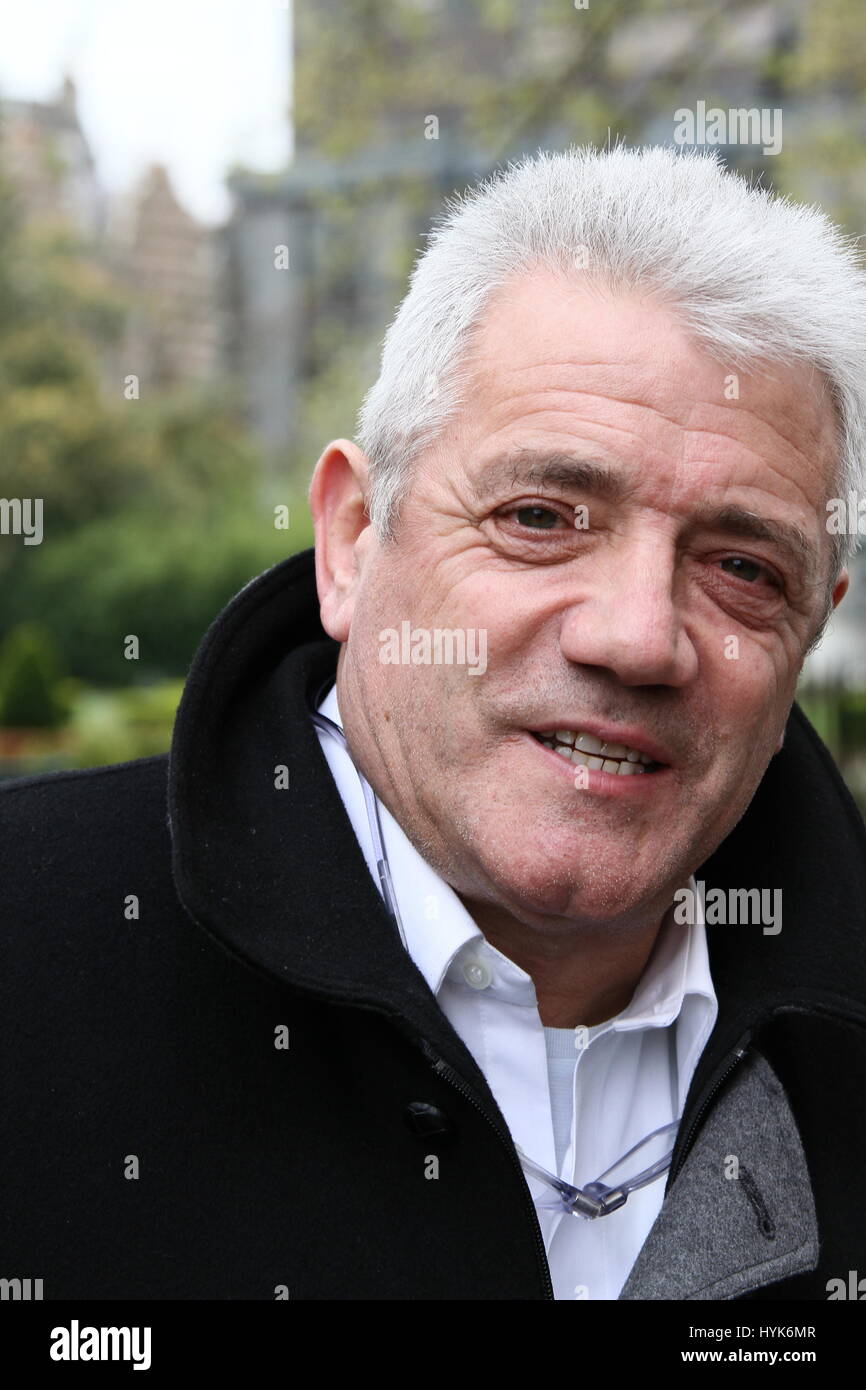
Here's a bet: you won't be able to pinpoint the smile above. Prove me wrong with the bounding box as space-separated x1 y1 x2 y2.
529 729 664 776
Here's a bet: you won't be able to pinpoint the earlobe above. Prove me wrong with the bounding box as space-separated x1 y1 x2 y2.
831 567 850 610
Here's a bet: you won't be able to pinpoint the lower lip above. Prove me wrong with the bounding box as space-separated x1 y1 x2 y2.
523 732 672 796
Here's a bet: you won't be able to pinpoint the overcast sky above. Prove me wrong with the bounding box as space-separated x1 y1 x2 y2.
0 0 292 224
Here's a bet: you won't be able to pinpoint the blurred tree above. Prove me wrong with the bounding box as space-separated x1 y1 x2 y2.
769 0 866 230
0 154 298 686
0 623 67 728
1 506 309 686
293 0 763 165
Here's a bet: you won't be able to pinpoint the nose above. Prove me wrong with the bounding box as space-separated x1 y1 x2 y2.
559 535 698 687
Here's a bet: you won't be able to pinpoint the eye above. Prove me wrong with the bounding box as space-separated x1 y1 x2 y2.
719 556 779 587
511 505 566 530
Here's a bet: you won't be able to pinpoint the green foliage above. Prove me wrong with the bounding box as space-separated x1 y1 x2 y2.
0 503 312 686
797 685 866 818
782 0 866 93
838 690 866 750
64 680 186 768
0 623 68 728
0 143 305 688
292 0 760 167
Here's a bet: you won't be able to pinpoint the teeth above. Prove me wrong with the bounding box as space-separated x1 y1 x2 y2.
535 726 660 774
569 749 605 771
574 733 603 755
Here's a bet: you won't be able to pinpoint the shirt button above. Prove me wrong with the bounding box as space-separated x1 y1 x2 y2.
462 957 492 990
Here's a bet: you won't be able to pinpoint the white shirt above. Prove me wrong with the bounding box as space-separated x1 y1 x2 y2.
313 683 718 1300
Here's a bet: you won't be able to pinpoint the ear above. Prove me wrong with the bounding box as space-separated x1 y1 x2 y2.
308 439 374 643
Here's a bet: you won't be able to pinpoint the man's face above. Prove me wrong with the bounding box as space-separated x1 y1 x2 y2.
313 269 845 934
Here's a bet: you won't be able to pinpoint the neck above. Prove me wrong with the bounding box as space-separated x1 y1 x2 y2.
456 896 666 1028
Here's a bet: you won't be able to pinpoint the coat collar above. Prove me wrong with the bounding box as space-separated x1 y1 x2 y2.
168 549 475 1077
168 547 866 1088
620 1048 820 1299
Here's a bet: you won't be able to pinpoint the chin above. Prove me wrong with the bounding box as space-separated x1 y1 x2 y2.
471 843 621 919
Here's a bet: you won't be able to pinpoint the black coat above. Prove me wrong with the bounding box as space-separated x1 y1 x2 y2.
3 547 866 1299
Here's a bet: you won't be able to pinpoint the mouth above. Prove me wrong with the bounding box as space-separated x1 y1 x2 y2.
528 727 667 777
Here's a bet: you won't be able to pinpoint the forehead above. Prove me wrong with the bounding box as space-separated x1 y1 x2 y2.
456 267 839 497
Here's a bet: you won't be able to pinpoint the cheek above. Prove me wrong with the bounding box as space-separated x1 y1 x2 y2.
708 653 789 772
708 627 794 714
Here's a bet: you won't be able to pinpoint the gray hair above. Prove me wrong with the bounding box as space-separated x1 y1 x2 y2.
355 143 866 595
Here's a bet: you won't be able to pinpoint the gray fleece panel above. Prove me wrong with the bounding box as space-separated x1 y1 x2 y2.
619 1050 819 1300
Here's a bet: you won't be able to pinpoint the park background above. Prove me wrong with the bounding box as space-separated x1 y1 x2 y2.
1 0 865 812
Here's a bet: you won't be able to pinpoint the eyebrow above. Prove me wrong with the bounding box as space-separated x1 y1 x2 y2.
468 449 626 503
468 448 821 582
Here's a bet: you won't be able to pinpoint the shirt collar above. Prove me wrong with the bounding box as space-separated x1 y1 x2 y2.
314 682 716 1039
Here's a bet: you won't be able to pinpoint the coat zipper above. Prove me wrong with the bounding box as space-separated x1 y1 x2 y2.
419 1041 555 1300
668 1031 753 1188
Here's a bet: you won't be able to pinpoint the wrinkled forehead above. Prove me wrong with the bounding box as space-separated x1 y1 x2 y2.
449 268 842 507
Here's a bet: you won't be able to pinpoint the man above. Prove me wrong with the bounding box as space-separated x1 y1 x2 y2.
3 145 866 1301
